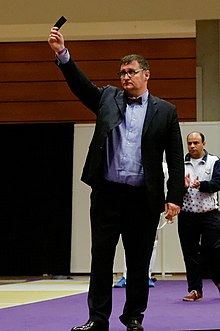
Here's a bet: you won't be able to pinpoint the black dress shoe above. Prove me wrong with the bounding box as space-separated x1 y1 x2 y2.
71 320 109 331
127 319 144 331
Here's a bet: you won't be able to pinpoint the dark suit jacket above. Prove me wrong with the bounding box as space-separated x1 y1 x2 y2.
58 58 184 212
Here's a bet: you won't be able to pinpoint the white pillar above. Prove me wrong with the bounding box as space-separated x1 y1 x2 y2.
196 20 220 121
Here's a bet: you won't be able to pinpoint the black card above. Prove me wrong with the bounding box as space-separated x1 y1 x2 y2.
54 16 67 30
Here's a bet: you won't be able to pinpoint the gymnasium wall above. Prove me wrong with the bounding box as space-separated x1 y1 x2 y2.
0 38 196 123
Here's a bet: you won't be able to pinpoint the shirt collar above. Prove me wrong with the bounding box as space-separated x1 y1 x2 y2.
140 90 149 104
185 149 208 163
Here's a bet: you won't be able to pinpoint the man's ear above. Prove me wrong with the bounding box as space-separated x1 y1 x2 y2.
145 70 150 80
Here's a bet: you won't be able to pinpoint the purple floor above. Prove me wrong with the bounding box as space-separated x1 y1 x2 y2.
0 280 220 331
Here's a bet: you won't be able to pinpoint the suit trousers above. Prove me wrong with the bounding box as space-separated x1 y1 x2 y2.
178 209 220 293
88 180 160 325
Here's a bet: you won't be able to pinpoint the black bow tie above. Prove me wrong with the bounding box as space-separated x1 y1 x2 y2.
127 96 142 105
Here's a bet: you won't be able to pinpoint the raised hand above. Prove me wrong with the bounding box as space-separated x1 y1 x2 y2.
48 27 65 53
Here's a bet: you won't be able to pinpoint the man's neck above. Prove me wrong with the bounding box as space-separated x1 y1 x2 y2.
126 89 148 98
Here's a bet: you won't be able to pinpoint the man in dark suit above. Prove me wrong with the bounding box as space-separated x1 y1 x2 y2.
48 27 184 331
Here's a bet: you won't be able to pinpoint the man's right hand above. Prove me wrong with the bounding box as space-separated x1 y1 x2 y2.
48 27 65 53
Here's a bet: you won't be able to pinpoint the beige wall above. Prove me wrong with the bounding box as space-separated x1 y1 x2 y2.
0 0 220 42
0 21 195 42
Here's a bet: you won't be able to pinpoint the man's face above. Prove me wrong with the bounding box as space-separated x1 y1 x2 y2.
119 60 150 96
187 132 205 159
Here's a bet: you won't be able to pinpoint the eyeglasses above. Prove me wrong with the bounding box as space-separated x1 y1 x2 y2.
118 69 144 78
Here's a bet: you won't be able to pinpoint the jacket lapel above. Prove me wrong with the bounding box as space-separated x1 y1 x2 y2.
142 94 158 136
115 90 127 116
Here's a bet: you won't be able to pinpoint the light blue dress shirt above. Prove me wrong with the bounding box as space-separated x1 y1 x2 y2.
56 49 70 63
104 92 148 186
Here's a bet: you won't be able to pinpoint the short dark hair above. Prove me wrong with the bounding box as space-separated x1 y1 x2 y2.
187 131 205 143
120 54 150 70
